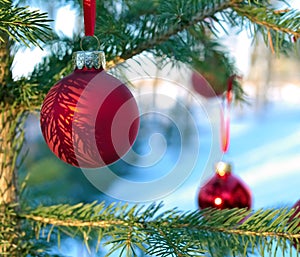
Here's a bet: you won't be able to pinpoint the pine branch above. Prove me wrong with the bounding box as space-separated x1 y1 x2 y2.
17 202 300 257
104 0 300 68
231 4 300 52
106 0 236 68
233 6 300 38
12 0 299 110
0 203 55 256
0 0 51 47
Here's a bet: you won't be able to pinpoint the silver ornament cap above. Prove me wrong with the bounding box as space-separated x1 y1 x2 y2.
72 51 106 70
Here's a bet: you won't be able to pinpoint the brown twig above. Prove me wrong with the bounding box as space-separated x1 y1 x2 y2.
267 29 275 54
234 7 300 38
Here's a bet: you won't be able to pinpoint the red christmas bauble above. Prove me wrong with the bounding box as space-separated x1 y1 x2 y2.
198 162 252 209
40 51 140 168
290 200 300 252
291 200 300 219
191 72 221 98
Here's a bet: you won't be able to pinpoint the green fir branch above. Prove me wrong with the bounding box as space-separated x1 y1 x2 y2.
101 0 300 68
0 0 52 47
233 6 300 37
16 202 300 257
105 0 236 67
231 4 300 52
9 0 299 110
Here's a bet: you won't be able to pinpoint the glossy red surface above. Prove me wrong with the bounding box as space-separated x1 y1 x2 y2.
291 200 300 252
191 72 221 98
40 68 140 168
198 171 252 209
291 200 300 219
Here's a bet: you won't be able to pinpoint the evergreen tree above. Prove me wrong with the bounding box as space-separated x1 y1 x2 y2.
0 0 299 256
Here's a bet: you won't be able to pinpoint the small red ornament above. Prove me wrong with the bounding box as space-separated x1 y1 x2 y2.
198 162 252 209
292 36 298 43
191 72 219 98
290 200 300 252
40 51 140 168
291 200 300 219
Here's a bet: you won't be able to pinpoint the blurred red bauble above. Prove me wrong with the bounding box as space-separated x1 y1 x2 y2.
40 51 140 168
198 162 252 209
290 200 300 252
191 71 223 98
291 200 300 219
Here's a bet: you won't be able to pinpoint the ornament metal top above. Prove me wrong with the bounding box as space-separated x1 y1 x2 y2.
73 35 106 70
215 161 232 176
73 51 106 70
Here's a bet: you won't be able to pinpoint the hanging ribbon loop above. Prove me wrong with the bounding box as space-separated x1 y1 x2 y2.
220 97 230 153
220 75 235 153
83 0 96 36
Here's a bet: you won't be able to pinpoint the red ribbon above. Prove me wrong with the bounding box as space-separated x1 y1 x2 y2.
220 75 234 153
83 0 96 36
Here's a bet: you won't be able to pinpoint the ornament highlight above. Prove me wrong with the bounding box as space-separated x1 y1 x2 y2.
40 51 140 168
197 162 252 209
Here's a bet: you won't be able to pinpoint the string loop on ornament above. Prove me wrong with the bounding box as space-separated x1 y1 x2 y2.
220 75 235 153
80 35 101 51
220 93 230 153
220 75 243 153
